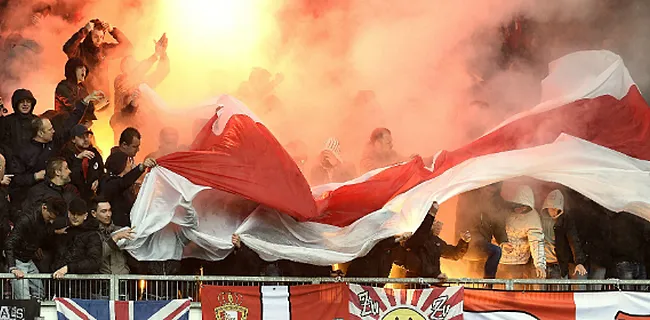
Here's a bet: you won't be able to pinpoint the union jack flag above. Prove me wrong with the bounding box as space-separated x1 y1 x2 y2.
54 298 190 320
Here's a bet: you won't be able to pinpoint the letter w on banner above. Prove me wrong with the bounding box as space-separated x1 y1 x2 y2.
201 283 349 320
349 284 463 320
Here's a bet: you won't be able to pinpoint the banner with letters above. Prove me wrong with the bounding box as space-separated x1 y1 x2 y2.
349 284 464 320
0 299 40 320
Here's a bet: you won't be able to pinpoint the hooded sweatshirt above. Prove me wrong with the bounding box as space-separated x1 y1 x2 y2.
0 89 37 159
541 189 586 276
500 185 545 269
55 58 90 113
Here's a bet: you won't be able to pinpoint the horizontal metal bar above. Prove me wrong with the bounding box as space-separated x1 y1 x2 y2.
0 273 647 285
0 273 113 280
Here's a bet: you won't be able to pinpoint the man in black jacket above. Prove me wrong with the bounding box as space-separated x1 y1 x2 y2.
402 203 470 279
98 150 155 227
22 157 78 215
52 198 102 278
60 125 104 202
6 197 67 299
10 94 98 211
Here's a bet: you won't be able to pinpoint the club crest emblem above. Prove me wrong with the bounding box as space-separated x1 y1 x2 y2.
215 291 248 320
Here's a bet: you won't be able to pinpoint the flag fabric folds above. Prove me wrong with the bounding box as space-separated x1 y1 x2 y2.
122 50 650 265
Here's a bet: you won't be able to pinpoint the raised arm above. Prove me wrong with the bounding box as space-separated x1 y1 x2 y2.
63 22 92 57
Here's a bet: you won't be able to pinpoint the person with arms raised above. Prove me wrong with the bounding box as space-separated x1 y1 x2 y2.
63 19 132 109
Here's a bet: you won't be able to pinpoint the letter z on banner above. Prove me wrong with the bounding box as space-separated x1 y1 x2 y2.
348 284 463 320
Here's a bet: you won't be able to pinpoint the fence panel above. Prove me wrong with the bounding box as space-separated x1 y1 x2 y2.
0 274 649 303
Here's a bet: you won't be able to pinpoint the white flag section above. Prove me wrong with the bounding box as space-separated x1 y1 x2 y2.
348 284 463 320
120 134 650 263
119 50 650 263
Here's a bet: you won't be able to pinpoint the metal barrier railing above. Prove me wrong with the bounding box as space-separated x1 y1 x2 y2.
0 274 648 303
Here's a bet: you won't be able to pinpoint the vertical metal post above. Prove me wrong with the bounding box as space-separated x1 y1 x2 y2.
110 275 119 300
505 280 515 291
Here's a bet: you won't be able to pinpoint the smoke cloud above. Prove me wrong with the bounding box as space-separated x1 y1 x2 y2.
0 0 648 169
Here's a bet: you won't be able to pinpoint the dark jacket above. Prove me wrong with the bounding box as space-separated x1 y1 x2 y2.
60 143 104 203
551 213 587 277
9 100 90 208
567 191 613 267
97 165 145 227
346 238 404 277
404 214 468 277
229 243 330 277
0 89 37 162
609 211 650 264
55 58 89 113
63 26 133 99
455 190 508 260
21 180 79 222
52 217 102 273
5 207 52 268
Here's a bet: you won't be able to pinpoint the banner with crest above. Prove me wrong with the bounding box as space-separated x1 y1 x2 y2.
201 283 349 320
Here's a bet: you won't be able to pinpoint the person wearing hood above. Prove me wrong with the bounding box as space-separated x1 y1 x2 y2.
60 125 104 203
52 57 98 133
497 185 546 280
0 89 37 162
97 150 156 227
52 198 102 278
10 93 99 211
63 19 133 109
310 137 356 185
540 190 588 288
55 57 90 114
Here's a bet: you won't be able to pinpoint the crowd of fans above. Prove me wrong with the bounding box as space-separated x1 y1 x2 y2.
0 14 647 302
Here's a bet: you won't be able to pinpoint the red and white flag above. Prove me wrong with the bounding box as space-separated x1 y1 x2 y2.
200 283 349 320
122 50 650 265
464 289 650 320
349 284 464 320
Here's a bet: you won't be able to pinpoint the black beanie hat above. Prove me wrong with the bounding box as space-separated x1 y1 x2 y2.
105 150 129 176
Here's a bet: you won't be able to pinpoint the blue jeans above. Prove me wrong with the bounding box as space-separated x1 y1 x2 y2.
12 259 43 300
484 244 502 279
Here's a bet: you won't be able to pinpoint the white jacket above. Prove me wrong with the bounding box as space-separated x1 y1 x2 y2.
500 185 546 269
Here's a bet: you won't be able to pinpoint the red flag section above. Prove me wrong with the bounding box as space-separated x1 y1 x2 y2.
201 284 348 320
158 50 650 227
158 112 316 221
433 86 650 174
